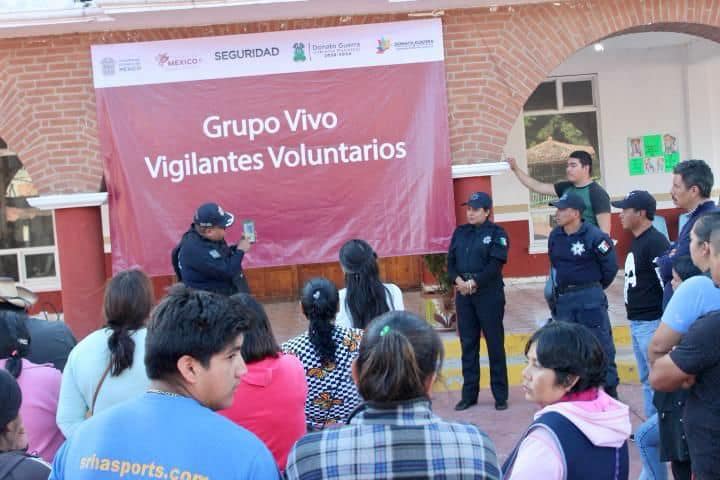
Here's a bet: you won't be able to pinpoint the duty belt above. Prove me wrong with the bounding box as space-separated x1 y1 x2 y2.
556 282 601 295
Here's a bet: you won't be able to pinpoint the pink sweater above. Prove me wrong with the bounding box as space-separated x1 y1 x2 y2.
0 359 64 462
506 389 631 480
219 353 307 470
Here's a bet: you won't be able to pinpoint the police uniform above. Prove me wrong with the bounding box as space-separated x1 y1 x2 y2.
448 192 509 410
548 193 619 392
171 202 250 295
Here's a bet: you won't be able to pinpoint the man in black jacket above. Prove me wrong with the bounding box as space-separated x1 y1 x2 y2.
172 202 252 295
448 192 510 411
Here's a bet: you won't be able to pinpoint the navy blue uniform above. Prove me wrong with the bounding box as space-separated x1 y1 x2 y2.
548 222 619 389
172 226 249 295
447 221 509 404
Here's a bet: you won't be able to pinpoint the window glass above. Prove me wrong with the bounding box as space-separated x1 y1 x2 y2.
524 106 601 243
562 80 594 107
1 145 57 284
523 81 558 111
0 255 18 281
25 253 56 279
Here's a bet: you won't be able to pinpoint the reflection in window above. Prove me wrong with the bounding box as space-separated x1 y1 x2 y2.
1 141 57 283
523 77 601 243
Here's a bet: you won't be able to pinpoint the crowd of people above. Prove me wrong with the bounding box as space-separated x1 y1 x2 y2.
0 157 719 479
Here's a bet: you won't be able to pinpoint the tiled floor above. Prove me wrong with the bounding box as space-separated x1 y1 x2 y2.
265 275 628 343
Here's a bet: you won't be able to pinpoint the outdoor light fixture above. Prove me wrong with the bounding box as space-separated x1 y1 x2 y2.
594 43 604 52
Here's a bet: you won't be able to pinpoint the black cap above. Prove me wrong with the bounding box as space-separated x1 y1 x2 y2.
0 369 21 430
193 202 235 228
611 190 656 217
549 192 585 212
462 191 492 209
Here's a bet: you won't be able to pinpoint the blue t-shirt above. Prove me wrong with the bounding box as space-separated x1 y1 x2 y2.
661 275 720 334
50 393 279 480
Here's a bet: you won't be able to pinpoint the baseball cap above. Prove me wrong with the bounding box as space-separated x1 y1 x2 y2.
549 192 585 212
611 190 656 217
0 369 21 430
0 277 37 309
193 203 235 228
462 192 492 209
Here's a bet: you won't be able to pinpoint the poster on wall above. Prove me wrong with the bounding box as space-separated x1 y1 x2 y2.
628 133 680 176
91 19 454 276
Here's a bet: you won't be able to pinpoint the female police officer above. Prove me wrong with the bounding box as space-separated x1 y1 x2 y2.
448 192 509 411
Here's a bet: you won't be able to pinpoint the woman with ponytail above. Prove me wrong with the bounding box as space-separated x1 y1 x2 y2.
282 277 363 431
0 310 63 462
56 269 154 438
286 310 501 479
336 239 404 330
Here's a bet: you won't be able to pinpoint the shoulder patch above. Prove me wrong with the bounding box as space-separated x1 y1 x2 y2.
597 239 611 256
497 236 507 247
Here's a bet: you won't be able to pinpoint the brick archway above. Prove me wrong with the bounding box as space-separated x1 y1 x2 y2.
445 0 720 164
0 37 103 195
1 1 720 193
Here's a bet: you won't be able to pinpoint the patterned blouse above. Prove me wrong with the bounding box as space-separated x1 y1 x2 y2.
282 325 363 430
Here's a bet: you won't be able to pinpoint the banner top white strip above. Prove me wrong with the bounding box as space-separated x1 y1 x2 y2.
91 19 444 88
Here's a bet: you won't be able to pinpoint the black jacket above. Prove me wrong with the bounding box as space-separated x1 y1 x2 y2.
447 221 509 293
172 226 249 295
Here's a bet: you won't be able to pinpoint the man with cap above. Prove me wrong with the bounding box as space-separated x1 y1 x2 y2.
612 191 669 418
171 202 252 295
0 278 76 371
448 191 510 411
548 192 620 397
0 369 51 479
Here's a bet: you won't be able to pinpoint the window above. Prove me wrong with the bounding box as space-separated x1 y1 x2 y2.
523 75 601 248
1 144 59 290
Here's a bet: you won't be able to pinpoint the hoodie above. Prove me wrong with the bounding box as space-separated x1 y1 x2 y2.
505 389 631 480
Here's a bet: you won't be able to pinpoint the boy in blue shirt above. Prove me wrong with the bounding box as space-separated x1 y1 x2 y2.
51 285 278 480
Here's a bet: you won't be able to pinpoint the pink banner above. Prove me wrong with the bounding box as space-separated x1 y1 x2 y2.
95 28 453 276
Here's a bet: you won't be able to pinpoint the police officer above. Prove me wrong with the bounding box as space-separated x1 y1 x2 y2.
448 191 509 411
171 202 252 295
548 192 620 397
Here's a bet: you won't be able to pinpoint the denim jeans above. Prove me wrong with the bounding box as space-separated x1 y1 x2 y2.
630 319 661 417
636 414 668 480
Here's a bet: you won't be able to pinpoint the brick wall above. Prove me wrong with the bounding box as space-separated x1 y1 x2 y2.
2 0 720 194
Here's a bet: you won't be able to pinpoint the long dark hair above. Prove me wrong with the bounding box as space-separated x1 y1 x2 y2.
104 269 154 376
300 277 339 364
229 293 280 364
356 311 443 403
339 239 392 329
0 310 31 379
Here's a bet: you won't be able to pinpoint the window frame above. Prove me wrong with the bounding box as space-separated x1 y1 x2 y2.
0 210 61 291
523 74 602 253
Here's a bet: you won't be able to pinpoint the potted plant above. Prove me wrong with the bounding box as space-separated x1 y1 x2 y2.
421 253 456 331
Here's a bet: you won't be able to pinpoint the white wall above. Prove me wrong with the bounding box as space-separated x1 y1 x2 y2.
493 34 720 219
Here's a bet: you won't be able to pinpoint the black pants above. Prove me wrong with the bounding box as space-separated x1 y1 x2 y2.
671 460 691 480
456 291 508 403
